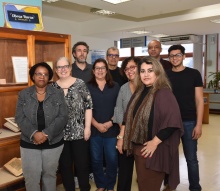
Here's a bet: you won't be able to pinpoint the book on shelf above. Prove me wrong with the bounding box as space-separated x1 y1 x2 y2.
4 157 23 177
4 117 20 132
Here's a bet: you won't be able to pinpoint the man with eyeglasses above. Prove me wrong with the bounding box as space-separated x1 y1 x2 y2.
106 47 127 87
147 40 172 70
72 41 92 83
166 44 203 191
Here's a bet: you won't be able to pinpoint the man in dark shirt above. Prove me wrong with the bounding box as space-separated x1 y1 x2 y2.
166 44 203 191
148 40 172 70
106 46 127 86
72 41 92 83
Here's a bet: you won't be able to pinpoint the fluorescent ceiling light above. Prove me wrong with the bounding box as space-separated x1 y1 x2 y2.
210 19 220 23
130 31 150 35
42 0 59 3
91 8 116 15
102 0 131 5
150 34 169 38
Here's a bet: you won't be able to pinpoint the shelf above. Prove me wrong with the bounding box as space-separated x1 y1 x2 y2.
0 168 24 189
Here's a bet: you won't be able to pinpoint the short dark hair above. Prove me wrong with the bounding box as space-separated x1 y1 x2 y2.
29 62 53 82
72 41 89 54
168 44 185 55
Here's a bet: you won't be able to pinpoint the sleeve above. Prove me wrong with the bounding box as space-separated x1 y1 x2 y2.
194 69 203 87
156 128 177 141
15 91 37 141
113 87 124 124
81 81 93 110
43 90 68 141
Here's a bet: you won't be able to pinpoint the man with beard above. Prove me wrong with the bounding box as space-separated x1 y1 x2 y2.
72 41 93 83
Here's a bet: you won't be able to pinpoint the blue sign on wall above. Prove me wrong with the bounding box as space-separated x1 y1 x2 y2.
7 11 39 23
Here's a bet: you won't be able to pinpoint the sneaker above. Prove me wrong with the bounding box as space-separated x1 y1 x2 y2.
74 177 79 189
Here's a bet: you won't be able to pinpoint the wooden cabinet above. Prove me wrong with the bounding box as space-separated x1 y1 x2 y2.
0 27 71 127
0 27 71 190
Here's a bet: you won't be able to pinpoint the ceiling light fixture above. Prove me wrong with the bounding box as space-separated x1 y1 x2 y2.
102 0 131 5
150 34 170 38
42 0 59 3
91 8 116 15
130 31 150 35
210 19 220 24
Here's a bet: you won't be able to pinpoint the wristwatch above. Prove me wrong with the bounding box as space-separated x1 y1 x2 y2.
117 135 124 140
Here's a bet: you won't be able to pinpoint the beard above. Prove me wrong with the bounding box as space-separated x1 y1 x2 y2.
76 57 86 64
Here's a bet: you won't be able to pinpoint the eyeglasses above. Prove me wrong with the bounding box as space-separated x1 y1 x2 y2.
34 73 49 78
124 65 137 73
56 65 70 70
169 53 183 59
95 66 106 71
107 54 119 58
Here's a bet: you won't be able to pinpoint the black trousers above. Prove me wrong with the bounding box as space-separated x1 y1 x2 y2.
117 152 134 191
59 139 91 191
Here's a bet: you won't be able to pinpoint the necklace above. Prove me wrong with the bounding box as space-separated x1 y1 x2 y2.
36 91 46 95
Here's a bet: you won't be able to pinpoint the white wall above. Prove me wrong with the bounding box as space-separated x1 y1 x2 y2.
42 16 114 64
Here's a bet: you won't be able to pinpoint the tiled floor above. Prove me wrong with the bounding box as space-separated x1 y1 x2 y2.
57 114 220 191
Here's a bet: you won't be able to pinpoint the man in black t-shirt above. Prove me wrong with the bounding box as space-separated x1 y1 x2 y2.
166 44 203 191
106 46 127 87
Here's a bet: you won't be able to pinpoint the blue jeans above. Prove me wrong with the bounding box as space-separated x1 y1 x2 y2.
181 121 202 191
90 136 118 190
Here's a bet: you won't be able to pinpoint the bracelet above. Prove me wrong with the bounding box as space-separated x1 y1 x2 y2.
117 135 124 140
110 119 114 125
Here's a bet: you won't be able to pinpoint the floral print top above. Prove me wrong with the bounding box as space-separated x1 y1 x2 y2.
52 79 93 140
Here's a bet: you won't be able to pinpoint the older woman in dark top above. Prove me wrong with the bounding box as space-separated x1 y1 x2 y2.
87 58 120 191
15 62 68 191
123 56 184 191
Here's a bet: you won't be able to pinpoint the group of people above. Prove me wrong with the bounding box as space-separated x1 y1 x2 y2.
15 40 203 191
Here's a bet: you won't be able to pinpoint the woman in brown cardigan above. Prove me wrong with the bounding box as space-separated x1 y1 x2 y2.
122 56 184 191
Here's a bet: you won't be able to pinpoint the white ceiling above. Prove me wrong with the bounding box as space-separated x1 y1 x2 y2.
42 0 220 40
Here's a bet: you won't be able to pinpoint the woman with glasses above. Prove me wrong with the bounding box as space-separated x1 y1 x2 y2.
87 58 120 191
123 56 184 191
15 62 68 191
112 56 140 191
52 57 93 191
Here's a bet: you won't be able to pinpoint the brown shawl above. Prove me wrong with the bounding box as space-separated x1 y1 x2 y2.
123 86 154 154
